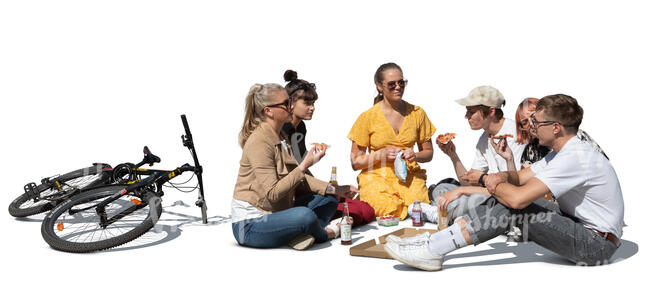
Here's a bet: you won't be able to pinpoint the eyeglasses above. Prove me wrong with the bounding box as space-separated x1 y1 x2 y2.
266 97 293 110
530 113 558 129
384 79 408 90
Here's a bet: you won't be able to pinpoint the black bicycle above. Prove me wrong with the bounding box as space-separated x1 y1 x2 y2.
9 143 167 218
41 115 207 253
9 165 113 218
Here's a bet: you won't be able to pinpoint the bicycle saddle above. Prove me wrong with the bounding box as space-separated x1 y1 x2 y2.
142 146 161 166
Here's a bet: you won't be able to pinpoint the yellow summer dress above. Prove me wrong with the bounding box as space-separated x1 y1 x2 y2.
348 101 436 219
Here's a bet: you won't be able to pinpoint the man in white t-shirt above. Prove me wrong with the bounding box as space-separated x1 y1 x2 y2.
387 94 624 271
427 86 526 224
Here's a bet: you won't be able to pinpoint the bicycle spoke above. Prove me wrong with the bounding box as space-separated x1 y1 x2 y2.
52 193 154 244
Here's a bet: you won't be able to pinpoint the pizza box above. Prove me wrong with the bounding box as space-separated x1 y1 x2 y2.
349 227 438 259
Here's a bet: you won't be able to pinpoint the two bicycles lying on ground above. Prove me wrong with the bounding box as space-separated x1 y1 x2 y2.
9 115 208 253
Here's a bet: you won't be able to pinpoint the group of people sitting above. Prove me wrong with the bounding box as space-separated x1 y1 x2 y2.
230 62 625 270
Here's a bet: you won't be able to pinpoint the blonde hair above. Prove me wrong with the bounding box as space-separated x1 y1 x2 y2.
238 83 285 148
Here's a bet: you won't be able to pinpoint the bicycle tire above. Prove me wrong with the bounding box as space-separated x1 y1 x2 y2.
41 185 163 253
9 165 112 217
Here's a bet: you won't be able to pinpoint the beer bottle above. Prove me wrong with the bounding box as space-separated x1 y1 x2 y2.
438 206 449 230
340 202 352 245
412 201 423 227
329 166 338 186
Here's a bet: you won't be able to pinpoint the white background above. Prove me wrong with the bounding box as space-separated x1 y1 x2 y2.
0 0 647 293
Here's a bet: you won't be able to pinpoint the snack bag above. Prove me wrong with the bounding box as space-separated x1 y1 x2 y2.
394 151 407 182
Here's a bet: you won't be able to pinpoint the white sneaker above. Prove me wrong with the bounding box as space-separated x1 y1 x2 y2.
408 203 439 223
384 240 444 271
420 203 438 223
385 231 431 244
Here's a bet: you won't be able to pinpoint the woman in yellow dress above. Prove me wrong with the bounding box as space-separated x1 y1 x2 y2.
348 63 435 219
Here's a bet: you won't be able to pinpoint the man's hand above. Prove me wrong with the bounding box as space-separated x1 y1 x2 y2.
436 140 456 157
460 169 483 186
489 136 513 161
436 188 464 212
485 173 508 195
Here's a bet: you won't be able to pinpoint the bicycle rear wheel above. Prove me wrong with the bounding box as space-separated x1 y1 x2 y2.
41 185 163 253
9 165 111 217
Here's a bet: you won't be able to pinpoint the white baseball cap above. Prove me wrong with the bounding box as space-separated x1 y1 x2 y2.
455 86 505 108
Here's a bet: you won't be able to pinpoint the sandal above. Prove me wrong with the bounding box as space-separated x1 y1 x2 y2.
288 235 315 250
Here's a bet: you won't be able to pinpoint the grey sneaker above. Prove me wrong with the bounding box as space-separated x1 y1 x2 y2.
385 231 431 244
384 240 443 271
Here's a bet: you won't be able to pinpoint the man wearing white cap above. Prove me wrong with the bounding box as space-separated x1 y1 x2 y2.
430 86 526 225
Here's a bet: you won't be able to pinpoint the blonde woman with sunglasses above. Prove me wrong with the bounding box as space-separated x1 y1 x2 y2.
231 83 358 250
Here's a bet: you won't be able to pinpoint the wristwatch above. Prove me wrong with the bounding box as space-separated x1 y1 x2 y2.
478 173 488 187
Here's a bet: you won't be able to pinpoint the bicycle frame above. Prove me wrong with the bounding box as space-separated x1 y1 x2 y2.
76 114 207 228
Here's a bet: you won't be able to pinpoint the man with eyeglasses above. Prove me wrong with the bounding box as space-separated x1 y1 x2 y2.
385 94 624 270
430 86 526 226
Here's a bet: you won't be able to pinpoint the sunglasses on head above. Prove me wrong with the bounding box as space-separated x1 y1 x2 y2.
288 82 316 98
384 79 408 90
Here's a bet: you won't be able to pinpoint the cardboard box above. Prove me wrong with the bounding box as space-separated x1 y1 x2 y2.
349 227 438 259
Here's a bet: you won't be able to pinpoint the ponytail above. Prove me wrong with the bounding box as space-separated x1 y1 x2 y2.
238 83 285 148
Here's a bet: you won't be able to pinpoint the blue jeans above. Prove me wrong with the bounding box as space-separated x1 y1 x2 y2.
232 194 338 248
463 197 619 266
432 183 490 224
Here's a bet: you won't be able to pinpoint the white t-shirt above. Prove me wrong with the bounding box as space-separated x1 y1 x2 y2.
471 118 526 173
231 199 265 223
531 136 625 238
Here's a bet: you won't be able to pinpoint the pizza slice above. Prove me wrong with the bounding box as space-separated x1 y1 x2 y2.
310 142 331 151
436 133 457 144
491 134 513 140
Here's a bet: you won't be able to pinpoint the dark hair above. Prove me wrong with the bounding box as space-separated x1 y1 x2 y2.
536 94 583 133
473 105 504 120
284 69 318 102
373 62 403 104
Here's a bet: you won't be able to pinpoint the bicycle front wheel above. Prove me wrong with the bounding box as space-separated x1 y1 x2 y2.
9 165 111 217
41 185 163 253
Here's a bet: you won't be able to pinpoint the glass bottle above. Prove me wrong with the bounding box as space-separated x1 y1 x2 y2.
412 201 423 227
329 166 338 186
340 202 352 245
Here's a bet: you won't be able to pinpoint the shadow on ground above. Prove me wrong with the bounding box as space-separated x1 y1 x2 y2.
392 239 638 271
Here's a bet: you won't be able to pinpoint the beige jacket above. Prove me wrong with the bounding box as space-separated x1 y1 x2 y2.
233 122 329 213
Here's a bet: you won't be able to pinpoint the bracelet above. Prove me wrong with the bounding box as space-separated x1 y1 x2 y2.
478 173 488 187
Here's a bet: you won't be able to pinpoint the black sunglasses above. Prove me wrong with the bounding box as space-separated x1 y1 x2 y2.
384 79 408 90
266 97 293 110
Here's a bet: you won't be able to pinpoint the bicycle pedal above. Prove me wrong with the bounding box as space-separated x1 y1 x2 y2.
24 182 39 200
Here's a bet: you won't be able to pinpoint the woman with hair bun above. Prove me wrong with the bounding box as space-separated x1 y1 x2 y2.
231 83 359 250
281 69 319 163
348 63 436 220
282 69 377 226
